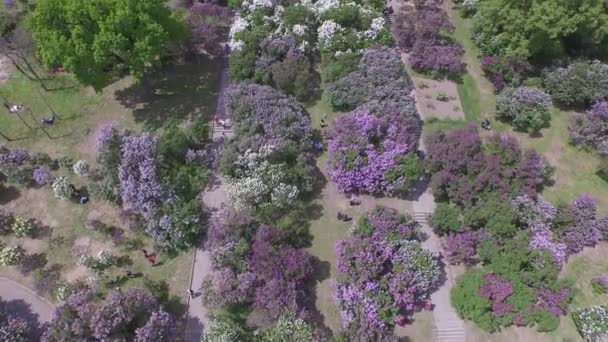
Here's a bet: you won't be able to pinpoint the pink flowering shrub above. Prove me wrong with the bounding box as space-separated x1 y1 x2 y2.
325 110 421 195
333 207 440 340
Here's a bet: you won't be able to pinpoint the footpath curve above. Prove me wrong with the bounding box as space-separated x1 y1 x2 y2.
0 276 54 323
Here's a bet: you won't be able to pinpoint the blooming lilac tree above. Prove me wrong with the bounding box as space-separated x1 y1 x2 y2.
570 101 608 155
0 297 30 342
325 109 421 195
118 134 164 220
496 86 553 132
42 288 172 341
32 166 51 185
333 207 440 339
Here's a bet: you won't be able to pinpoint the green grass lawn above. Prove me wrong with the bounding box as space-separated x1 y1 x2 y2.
0 57 222 311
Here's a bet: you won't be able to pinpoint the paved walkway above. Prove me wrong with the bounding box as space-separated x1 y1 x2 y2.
0 277 54 323
185 47 232 342
410 81 467 342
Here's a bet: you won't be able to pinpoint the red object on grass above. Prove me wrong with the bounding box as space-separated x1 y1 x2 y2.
424 300 433 310
147 256 156 265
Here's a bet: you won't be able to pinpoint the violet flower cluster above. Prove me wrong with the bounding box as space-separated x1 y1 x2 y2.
325 109 419 195
333 207 440 340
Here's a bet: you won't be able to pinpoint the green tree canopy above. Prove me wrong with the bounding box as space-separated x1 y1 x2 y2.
473 0 608 60
27 0 187 90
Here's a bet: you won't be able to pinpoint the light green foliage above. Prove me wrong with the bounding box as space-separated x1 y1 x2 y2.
451 269 498 332
256 311 314 342
27 0 188 90
473 0 608 59
203 315 248 342
431 203 463 235
464 193 518 240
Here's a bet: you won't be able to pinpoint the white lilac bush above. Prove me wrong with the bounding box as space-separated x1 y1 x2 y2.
52 176 73 199
573 305 608 342
72 159 90 176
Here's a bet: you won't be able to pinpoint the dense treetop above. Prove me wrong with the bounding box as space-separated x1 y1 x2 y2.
27 0 187 90
473 0 608 60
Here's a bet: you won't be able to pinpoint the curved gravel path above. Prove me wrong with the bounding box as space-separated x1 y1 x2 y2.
0 277 54 324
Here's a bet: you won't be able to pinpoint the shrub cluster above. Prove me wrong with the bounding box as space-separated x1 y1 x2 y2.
325 109 421 195
391 0 465 76
496 86 553 132
543 61 608 107
201 207 316 322
570 101 608 155
220 83 318 220
333 207 440 341
480 56 531 91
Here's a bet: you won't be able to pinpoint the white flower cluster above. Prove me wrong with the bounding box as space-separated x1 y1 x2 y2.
364 17 385 39
229 15 250 51
573 305 608 342
245 0 274 12
292 24 307 36
225 148 299 212
313 0 339 14
318 20 342 48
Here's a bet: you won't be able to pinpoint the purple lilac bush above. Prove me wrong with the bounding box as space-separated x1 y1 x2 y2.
118 134 164 220
479 274 513 317
333 207 440 340
201 207 316 322
391 4 465 76
0 297 30 341
426 125 552 205
325 109 420 195
559 195 607 255
42 288 174 341
32 166 51 185
570 101 608 155
443 230 488 266
94 122 119 154
480 56 531 91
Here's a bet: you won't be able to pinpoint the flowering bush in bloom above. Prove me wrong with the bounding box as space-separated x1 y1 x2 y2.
51 176 73 199
479 274 513 317
221 84 317 218
94 122 119 154
426 126 552 205
0 297 30 342
333 207 440 340
72 160 90 176
188 2 232 55
496 86 553 132
42 288 175 341
391 4 465 76
480 56 531 91
32 166 51 185
327 47 416 114
543 61 608 107
0 244 23 266
443 230 488 266
202 207 316 322
592 274 608 294
572 305 608 342
118 134 164 220
512 195 567 265
570 101 608 155
325 109 421 195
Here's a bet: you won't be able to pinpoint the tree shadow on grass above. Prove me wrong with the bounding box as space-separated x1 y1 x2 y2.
115 55 223 130
0 184 20 204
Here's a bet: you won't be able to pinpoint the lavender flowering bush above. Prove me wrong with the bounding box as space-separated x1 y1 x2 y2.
480 56 531 91
32 166 51 185
118 134 164 220
496 87 553 133
570 101 608 155
333 207 440 340
42 288 175 341
443 230 488 266
325 109 421 195
327 47 416 115
0 297 30 342
426 126 552 205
